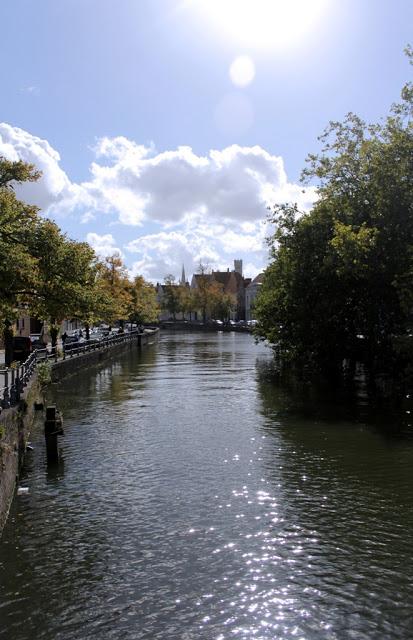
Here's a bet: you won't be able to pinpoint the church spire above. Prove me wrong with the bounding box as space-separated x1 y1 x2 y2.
181 264 186 284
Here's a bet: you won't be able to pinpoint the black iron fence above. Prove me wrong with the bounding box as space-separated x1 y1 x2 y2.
0 329 143 410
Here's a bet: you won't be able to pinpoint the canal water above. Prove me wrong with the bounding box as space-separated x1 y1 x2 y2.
1 332 413 639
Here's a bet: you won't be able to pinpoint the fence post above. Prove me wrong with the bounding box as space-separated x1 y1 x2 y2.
2 370 10 409
44 405 64 462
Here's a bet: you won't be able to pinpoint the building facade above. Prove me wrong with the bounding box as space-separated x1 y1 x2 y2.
245 273 264 321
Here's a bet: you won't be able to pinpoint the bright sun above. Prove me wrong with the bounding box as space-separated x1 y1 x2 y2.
197 0 328 50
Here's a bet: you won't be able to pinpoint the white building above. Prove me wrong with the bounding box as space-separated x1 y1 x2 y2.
245 273 264 321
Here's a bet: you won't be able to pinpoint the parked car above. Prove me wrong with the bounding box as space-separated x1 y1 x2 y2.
88 331 105 344
30 334 46 350
63 336 83 351
125 323 138 332
67 329 84 338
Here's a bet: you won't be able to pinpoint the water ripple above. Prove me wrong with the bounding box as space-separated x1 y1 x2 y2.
1 332 413 639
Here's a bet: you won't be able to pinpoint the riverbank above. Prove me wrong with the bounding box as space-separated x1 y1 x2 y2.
159 320 253 332
0 328 159 534
0 373 41 532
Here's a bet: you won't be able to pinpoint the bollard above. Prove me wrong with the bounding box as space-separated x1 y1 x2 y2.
44 405 64 462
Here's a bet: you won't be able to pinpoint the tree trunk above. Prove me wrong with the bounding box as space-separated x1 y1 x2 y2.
85 322 90 341
50 321 59 354
3 320 14 367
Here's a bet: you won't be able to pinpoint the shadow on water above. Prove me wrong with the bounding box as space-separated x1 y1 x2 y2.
254 356 413 441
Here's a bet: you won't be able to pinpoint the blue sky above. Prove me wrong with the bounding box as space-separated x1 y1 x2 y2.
1 0 412 281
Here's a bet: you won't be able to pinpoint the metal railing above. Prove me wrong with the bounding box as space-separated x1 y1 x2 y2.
0 329 143 410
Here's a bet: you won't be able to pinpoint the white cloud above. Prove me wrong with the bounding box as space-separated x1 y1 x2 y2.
0 123 316 226
0 122 318 282
80 210 96 224
86 232 122 258
81 138 316 226
20 86 40 95
125 221 267 283
127 230 220 281
0 123 73 210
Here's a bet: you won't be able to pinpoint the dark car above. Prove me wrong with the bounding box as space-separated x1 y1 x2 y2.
12 336 32 363
30 334 46 351
63 336 81 352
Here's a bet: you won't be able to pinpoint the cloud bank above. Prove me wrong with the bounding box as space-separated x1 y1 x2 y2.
0 123 317 281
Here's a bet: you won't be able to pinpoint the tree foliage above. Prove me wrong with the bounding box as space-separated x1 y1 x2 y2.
192 263 235 322
255 49 413 379
162 275 183 320
129 276 159 324
95 254 132 325
0 159 159 346
0 158 40 322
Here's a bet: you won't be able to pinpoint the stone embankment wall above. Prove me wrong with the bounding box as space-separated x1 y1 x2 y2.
0 329 159 534
50 329 158 382
0 374 41 532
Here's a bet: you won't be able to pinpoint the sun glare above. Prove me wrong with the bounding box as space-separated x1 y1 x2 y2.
197 0 328 50
229 55 255 87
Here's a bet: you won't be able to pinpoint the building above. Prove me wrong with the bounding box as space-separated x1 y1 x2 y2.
191 260 249 322
245 273 264 321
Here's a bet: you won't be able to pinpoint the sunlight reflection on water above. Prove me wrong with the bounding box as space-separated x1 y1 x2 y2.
1 332 413 639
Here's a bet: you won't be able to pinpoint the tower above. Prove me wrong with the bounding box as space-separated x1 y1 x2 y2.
234 259 243 276
180 264 186 284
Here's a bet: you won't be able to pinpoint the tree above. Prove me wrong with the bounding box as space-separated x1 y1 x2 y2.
192 264 232 324
192 264 213 324
95 254 132 327
179 285 196 321
162 275 182 320
255 48 413 381
0 158 41 363
211 291 236 322
28 220 98 349
128 275 159 324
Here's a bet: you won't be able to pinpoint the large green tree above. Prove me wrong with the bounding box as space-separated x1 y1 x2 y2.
255 48 413 380
28 220 98 348
95 253 132 327
0 158 42 363
0 158 41 322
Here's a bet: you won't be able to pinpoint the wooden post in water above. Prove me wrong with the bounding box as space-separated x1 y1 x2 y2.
44 405 64 463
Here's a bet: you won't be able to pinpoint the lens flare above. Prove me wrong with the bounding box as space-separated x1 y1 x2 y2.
229 56 255 87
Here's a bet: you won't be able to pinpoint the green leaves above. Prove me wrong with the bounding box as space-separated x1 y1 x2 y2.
129 276 159 324
256 48 413 378
0 157 159 332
